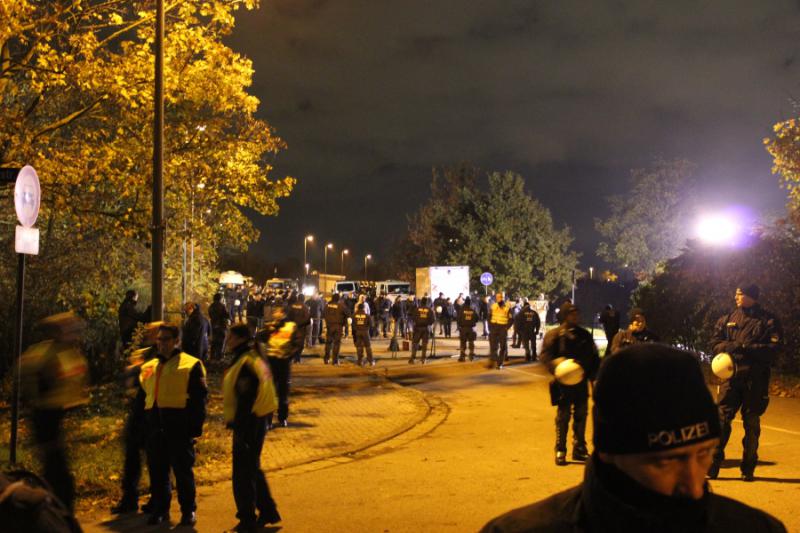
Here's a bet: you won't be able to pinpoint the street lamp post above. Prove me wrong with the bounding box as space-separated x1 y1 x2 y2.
324 243 333 274
364 254 372 279
303 235 313 280
589 266 594 280
341 249 349 276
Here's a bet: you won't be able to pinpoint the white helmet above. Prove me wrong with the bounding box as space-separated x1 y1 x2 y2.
555 358 585 386
435 306 443 314
712 352 735 380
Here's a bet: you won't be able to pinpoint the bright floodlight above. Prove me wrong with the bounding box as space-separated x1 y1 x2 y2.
696 214 739 245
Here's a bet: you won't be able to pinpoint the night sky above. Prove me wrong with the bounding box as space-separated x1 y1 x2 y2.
225 0 799 274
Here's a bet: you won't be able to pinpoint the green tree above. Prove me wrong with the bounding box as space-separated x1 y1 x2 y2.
766 117 800 228
633 228 800 373
395 167 578 296
0 0 293 377
595 158 696 279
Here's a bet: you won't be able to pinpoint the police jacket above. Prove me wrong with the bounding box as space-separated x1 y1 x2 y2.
354 311 371 333
324 301 347 327
223 343 277 429
288 302 311 329
540 324 600 399
137 349 208 437
480 455 786 533
610 328 660 355
181 308 210 360
711 305 781 374
412 305 435 327
208 301 229 330
457 306 479 329
514 307 541 335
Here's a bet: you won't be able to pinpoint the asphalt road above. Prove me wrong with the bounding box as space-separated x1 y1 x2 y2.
85 339 800 532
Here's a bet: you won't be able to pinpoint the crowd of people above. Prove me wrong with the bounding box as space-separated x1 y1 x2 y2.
11 281 787 531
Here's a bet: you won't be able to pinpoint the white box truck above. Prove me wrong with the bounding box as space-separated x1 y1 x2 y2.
415 266 470 300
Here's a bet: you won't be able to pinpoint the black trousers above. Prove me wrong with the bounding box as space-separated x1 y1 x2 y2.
32 409 75 512
146 427 196 515
211 326 226 361
459 330 475 358
120 410 146 503
520 331 536 359
411 328 430 360
555 396 588 453
232 416 278 524
267 357 291 423
442 319 452 337
714 377 769 474
488 325 508 364
355 331 374 363
325 326 342 363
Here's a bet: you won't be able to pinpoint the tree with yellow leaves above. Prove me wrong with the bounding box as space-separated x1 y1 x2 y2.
0 0 294 377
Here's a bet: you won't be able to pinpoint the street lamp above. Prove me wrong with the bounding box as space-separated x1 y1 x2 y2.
589 266 594 280
341 249 349 276
303 234 313 279
324 243 333 274
305 263 310 276
364 254 372 279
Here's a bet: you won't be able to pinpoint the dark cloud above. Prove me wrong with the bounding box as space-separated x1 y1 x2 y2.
225 0 800 271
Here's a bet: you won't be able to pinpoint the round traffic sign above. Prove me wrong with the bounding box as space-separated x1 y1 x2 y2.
480 272 494 286
15 165 40 227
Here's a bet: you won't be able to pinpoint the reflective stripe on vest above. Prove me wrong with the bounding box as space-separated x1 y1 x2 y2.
139 352 204 409
490 303 510 325
21 341 89 410
222 351 278 423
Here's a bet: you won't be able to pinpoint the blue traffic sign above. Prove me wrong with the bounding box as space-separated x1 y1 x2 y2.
480 272 494 286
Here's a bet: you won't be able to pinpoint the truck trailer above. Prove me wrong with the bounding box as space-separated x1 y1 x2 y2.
415 266 470 300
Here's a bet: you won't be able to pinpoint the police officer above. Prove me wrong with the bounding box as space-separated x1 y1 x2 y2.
481 345 786 533
323 293 348 365
353 303 375 366
409 297 435 364
455 297 478 362
21 312 89 513
488 292 512 369
223 324 281 531
257 306 298 428
708 284 782 481
609 307 660 355
138 323 208 526
111 321 161 515
540 303 600 466
514 299 541 361
287 294 311 363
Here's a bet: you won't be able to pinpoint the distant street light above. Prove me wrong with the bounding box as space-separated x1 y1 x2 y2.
341 249 349 276
305 263 310 276
324 243 333 274
364 254 372 279
303 234 313 280
589 266 594 280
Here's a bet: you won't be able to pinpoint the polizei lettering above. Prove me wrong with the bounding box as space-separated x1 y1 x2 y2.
647 422 710 448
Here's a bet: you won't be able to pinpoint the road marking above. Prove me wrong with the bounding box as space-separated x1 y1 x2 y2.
503 366 547 379
733 419 800 436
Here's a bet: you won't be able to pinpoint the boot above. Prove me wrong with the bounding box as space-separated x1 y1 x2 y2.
555 451 567 466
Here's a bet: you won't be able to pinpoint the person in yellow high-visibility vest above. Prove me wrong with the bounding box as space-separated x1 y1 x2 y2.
223 324 281 531
488 292 513 369
21 311 89 514
137 323 208 526
256 305 298 429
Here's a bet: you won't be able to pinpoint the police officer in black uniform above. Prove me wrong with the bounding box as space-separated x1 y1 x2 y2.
287 294 311 363
323 293 348 365
540 303 600 466
410 297 435 364
708 284 782 481
353 303 375 366
457 296 479 362
515 300 541 361
609 307 660 355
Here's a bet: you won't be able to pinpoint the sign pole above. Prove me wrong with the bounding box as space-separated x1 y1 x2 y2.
9 253 25 464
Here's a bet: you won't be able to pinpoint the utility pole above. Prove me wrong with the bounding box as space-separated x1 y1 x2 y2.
151 0 165 320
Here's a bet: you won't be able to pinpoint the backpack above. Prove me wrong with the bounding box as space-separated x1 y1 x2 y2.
0 469 80 532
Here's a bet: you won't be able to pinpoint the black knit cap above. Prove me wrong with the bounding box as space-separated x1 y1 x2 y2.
738 284 760 301
593 344 720 454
